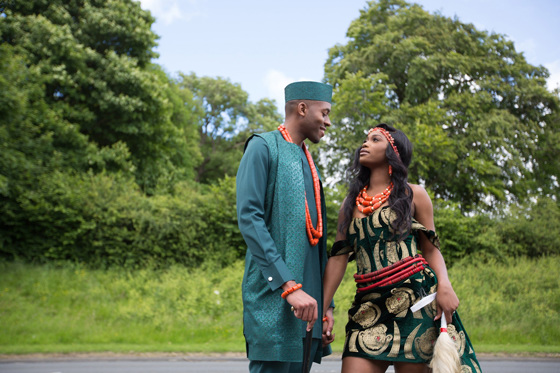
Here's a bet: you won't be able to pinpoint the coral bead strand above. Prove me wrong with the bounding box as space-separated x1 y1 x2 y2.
278 125 323 246
356 183 393 215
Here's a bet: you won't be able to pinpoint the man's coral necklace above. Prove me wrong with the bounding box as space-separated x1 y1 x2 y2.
278 125 323 246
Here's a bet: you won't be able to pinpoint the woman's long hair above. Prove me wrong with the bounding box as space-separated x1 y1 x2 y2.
339 123 413 241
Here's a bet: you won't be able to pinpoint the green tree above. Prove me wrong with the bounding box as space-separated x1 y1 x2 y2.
323 0 560 212
245 97 284 135
1 0 199 192
0 0 203 260
0 41 135 258
177 73 282 184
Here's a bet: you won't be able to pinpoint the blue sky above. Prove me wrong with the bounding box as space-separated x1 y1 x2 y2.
139 0 560 108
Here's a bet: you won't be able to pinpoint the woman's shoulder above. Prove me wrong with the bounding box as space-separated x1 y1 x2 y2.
408 183 430 198
408 183 433 213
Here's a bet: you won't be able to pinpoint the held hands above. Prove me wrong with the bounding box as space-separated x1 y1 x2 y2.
284 281 318 331
435 281 459 324
322 307 335 347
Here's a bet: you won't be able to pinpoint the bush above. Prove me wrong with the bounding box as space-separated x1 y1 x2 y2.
496 198 560 257
434 198 560 266
0 171 244 269
434 201 503 266
2 165 558 270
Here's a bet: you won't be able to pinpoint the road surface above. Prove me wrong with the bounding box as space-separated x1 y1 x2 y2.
1 353 559 373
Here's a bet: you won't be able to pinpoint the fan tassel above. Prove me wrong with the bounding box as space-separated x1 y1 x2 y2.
430 313 461 373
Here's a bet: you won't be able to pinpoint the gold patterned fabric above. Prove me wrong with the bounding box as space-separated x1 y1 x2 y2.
332 207 481 371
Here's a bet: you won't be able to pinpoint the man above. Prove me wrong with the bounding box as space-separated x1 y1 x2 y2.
236 81 335 373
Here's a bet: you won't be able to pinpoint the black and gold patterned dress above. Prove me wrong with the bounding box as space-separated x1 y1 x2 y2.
331 207 481 372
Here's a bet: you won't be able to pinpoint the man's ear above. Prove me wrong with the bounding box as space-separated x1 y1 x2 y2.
297 101 308 117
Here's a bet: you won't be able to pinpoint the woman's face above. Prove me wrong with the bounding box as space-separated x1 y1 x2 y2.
359 130 389 168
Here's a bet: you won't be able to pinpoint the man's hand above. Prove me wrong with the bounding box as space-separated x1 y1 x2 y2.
284 281 318 331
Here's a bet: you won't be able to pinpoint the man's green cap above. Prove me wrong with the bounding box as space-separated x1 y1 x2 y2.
284 81 332 104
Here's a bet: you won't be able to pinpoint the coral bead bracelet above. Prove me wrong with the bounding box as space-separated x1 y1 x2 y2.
281 283 303 299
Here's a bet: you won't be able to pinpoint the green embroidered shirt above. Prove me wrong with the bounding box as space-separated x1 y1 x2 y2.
236 130 331 362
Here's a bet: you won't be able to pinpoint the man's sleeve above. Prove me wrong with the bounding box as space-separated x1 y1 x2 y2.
236 136 293 291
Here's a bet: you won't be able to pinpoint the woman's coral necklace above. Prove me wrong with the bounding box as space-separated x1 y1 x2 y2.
278 125 323 246
356 183 393 215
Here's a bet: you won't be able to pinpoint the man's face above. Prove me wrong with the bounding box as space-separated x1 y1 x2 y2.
302 100 332 144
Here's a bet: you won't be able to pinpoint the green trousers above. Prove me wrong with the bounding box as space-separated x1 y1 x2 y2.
248 339 320 373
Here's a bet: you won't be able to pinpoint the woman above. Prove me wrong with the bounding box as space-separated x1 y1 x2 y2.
322 124 481 372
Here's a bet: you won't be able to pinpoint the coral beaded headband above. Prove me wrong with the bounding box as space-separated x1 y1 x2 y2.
368 127 400 158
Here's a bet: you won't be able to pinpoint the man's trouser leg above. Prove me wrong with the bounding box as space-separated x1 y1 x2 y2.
249 360 302 373
248 339 321 373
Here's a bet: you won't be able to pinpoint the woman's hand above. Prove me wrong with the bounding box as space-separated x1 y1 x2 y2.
322 307 335 346
435 281 459 323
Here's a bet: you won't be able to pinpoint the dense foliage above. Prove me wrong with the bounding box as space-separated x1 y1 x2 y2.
0 0 277 267
176 72 281 184
1 0 559 268
0 0 201 192
322 0 560 212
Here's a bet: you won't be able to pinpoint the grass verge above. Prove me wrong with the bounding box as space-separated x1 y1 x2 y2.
1 256 559 355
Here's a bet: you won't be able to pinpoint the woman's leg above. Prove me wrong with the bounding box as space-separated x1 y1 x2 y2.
394 361 430 373
341 356 390 373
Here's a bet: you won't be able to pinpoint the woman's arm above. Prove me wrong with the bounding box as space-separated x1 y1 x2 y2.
411 184 459 323
322 204 351 344
323 255 349 315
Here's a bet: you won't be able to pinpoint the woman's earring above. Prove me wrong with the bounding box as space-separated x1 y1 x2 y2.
389 165 393 176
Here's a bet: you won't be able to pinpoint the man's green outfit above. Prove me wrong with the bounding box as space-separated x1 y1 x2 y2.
236 82 332 372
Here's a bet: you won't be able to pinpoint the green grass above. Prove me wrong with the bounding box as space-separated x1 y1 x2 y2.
0 261 246 354
1 256 559 355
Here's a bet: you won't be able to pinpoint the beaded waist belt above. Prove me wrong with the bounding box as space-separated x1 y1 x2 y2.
354 254 428 293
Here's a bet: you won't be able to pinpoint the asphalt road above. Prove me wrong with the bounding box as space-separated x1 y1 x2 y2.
1 355 560 373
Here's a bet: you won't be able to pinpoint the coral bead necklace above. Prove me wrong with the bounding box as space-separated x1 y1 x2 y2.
278 125 323 246
356 183 393 215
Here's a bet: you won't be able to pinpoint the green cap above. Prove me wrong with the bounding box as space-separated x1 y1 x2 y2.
284 81 333 103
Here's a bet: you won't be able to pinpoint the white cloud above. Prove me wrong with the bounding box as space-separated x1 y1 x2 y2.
138 0 201 25
264 70 313 109
264 70 292 108
545 60 560 92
